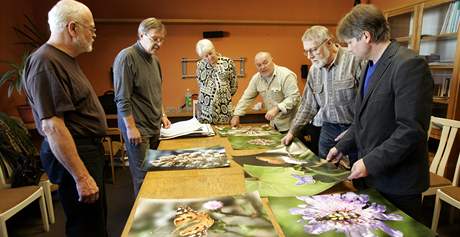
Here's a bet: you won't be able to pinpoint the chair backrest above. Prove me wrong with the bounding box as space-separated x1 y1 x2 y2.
429 116 460 177
453 152 460 186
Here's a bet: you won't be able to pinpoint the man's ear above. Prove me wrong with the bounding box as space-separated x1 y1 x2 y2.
362 31 372 43
67 21 78 37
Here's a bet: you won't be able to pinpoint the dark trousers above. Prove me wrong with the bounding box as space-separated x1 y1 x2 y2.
380 192 422 222
318 122 357 162
40 138 108 237
296 123 321 156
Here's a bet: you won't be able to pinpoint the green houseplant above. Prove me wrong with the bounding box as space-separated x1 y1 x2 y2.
1 15 46 123
0 51 30 97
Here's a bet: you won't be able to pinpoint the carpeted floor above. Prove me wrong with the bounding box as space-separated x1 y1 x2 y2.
5 166 460 237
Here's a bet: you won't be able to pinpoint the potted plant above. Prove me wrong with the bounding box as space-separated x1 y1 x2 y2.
0 15 46 123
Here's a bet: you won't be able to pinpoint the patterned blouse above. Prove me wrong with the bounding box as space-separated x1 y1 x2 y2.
196 56 238 124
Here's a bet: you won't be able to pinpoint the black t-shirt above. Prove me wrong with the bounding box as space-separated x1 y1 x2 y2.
23 44 107 137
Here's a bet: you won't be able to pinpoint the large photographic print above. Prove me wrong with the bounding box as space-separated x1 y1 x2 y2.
215 124 279 137
269 189 435 237
128 192 278 237
142 146 230 171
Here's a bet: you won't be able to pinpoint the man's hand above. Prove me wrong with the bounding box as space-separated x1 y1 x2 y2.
162 115 171 129
127 127 142 145
230 116 240 127
326 147 343 164
76 174 99 203
265 107 279 121
347 159 368 180
281 132 294 145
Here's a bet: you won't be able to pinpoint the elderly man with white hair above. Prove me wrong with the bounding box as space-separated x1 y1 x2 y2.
231 52 300 132
282 26 364 161
22 0 108 236
195 39 238 124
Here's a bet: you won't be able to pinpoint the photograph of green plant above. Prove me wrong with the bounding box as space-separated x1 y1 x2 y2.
269 189 434 237
128 191 278 237
244 163 349 197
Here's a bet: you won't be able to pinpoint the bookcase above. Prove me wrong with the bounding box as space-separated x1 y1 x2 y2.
385 0 460 120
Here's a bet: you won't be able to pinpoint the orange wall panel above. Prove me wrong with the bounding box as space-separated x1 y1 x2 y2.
2 0 358 116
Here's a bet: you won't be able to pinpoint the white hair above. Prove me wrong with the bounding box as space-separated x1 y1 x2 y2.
195 39 215 57
48 0 89 33
301 25 333 44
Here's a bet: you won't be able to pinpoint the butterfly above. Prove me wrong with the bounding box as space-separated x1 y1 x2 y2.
173 206 214 237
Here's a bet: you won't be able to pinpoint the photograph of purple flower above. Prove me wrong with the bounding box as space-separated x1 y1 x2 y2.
269 189 435 237
291 174 315 186
289 192 403 237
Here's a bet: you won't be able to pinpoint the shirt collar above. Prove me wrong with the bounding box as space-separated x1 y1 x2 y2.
260 64 277 82
327 45 344 69
134 41 152 61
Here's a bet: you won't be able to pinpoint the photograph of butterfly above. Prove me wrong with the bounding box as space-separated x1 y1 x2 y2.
128 191 278 237
173 206 214 237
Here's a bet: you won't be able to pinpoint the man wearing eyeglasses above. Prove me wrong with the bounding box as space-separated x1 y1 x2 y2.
113 18 171 197
282 26 364 162
231 52 300 132
23 0 108 236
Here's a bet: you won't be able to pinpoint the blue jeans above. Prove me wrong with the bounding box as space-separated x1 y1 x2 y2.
121 133 160 197
318 122 357 162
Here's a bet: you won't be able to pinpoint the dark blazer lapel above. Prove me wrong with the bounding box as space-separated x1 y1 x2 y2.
358 41 399 117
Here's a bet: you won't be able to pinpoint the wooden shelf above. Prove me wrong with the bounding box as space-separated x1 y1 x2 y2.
421 32 458 41
429 63 454 69
433 97 449 104
395 36 411 42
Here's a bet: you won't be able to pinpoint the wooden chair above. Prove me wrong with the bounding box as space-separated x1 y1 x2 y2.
102 127 125 183
431 152 460 232
0 157 49 237
39 174 56 224
423 116 460 200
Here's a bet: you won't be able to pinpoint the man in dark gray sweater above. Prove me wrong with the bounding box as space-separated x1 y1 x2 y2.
113 18 171 196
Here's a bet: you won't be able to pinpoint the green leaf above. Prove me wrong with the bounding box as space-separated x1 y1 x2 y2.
1 70 16 84
244 165 344 197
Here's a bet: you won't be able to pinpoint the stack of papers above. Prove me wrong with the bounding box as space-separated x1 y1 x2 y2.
160 117 215 140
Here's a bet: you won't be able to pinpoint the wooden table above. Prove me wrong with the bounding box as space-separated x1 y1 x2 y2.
121 132 354 236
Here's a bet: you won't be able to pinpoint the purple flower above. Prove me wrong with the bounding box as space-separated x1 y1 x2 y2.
289 192 404 237
202 200 223 210
291 173 315 185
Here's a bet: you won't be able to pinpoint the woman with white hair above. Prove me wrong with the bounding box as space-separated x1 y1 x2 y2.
195 39 237 124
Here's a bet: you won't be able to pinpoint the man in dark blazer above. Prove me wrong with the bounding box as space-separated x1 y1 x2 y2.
327 4 433 220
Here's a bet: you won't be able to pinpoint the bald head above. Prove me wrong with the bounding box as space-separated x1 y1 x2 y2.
254 52 275 78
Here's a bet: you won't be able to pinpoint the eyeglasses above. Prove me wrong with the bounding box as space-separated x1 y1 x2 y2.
75 21 96 34
303 38 329 56
145 34 165 43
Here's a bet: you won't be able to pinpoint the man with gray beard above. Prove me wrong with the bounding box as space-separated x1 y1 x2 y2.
282 26 364 162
